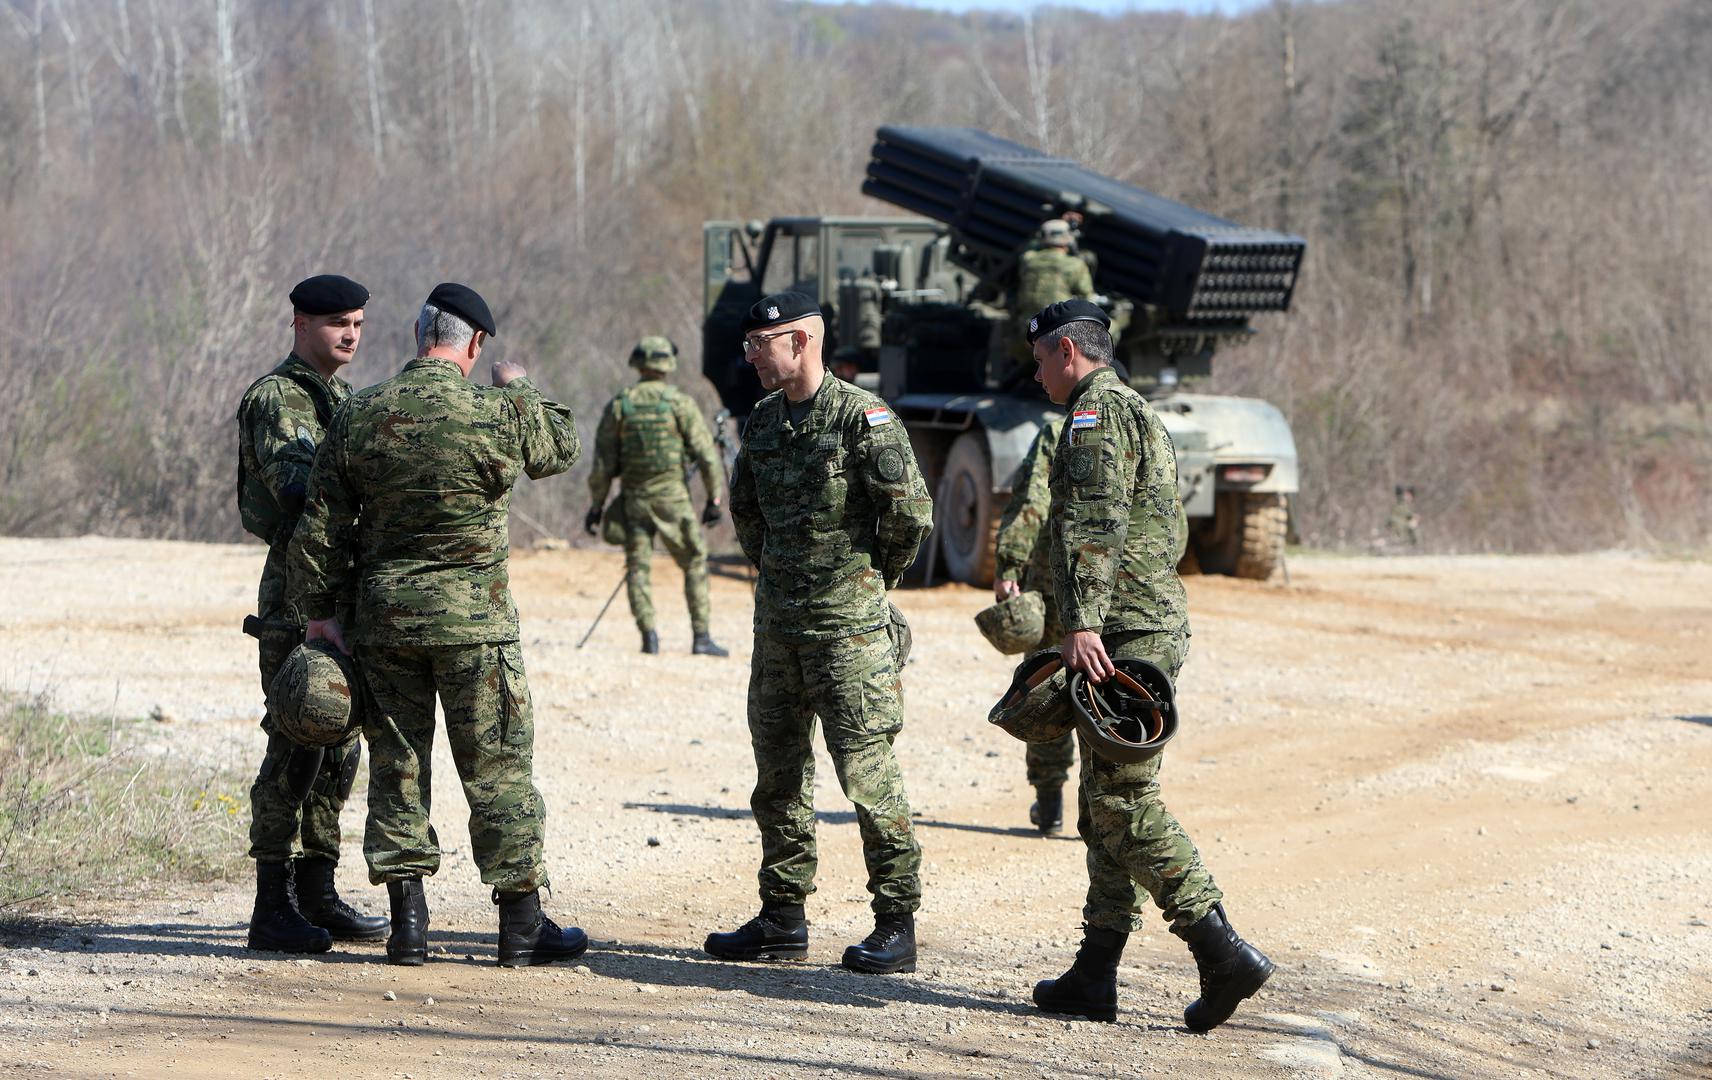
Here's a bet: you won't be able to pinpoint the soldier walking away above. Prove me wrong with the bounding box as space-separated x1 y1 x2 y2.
584 336 729 657
1025 299 1273 1031
991 417 1074 834
287 283 587 968
235 274 387 953
707 291 934 975
1388 485 1421 549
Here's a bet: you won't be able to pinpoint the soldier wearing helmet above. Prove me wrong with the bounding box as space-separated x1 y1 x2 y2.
584 336 729 657
1024 298 1273 1032
1009 220 1094 382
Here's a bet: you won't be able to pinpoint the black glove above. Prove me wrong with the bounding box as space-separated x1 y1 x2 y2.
584 506 602 536
701 501 722 526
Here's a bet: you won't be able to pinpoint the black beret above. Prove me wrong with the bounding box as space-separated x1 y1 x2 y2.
289 274 368 315
427 282 497 337
740 291 820 335
1026 298 1111 345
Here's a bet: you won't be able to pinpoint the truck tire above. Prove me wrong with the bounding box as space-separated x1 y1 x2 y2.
1195 492 1287 581
937 431 998 587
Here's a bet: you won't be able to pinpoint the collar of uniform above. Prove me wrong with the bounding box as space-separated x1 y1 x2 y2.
282 351 342 392
1066 364 1120 409
403 355 467 378
783 372 836 436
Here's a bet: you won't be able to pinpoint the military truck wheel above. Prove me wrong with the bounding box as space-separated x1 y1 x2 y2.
937 431 999 587
1195 492 1288 580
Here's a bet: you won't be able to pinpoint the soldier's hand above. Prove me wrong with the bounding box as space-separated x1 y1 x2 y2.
492 359 528 387
584 506 602 536
994 578 1021 602
701 499 722 526
306 617 350 656
1061 629 1115 683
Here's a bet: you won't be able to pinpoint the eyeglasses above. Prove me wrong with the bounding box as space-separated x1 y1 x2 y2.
742 329 802 353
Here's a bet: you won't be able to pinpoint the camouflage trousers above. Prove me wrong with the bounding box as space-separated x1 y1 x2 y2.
748 630 922 914
622 491 710 635
249 628 360 864
1079 629 1222 936
1023 599 1073 788
356 641 549 894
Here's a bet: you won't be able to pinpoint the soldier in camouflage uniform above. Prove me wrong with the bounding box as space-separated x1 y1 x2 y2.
287 283 588 969
705 292 934 976
1025 299 1272 1031
1007 219 1095 379
235 274 387 953
584 336 729 657
992 417 1075 834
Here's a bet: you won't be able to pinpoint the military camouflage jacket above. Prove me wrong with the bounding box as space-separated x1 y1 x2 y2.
586 378 725 505
729 375 932 641
994 417 1063 592
1016 248 1094 319
287 357 580 646
1048 366 1188 636
236 353 351 627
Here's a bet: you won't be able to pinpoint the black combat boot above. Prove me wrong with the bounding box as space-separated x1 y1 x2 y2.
641 629 660 654
1181 904 1273 1032
1033 926 1127 1021
691 632 729 658
385 877 429 966
1029 786 1064 835
841 912 916 975
704 904 808 962
295 857 388 942
496 889 588 967
246 861 333 954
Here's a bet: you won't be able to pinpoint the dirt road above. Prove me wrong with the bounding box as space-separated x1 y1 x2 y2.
2 537 1709 1079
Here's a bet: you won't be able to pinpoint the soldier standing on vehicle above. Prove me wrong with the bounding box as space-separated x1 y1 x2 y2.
706 291 933 975
584 336 729 657
992 416 1074 834
287 283 587 969
1008 219 1095 380
236 274 387 954
1026 299 1273 1031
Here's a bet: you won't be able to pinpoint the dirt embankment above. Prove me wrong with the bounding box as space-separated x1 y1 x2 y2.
2 538 1709 1079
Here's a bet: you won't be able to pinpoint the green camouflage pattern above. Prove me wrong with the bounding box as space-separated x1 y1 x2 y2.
630 334 678 375
236 353 350 626
1015 247 1095 322
287 357 581 645
357 640 549 892
1048 366 1188 636
747 629 921 914
1079 630 1221 935
988 652 1075 744
248 625 359 863
587 378 724 634
974 590 1046 654
729 377 933 641
267 640 361 749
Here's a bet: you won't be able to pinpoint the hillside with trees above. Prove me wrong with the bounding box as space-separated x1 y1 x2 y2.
1 0 1706 553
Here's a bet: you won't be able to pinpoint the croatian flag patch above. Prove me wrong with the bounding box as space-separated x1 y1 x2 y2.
1071 408 1099 430
865 406 892 427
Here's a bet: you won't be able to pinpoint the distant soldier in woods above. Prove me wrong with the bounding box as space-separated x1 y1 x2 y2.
706 291 933 975
991 417 1075 834
235 273 387 954
1388 485 1420 549
1026 299 1273 1031
288 283 587 968
584 336 729 657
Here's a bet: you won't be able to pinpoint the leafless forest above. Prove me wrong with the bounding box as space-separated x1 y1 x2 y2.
0 0 1707 552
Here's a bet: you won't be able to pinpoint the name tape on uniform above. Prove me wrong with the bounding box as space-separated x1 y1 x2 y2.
865 406 893 427
1071 408 1099 430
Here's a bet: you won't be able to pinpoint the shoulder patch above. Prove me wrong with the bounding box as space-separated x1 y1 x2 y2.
864 406 892 427
1066 444 1097 484
874 445 906 483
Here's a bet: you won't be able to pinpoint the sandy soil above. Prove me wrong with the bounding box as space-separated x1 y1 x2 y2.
1 536 1709 1079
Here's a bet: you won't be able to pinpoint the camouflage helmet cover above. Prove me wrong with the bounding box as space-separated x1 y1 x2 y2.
630 335 678 374
1039 218 1073 247
974 590 1047 655
886 600 913 669
1070 657 1178 764
988 650 1075 743
267 640 361 749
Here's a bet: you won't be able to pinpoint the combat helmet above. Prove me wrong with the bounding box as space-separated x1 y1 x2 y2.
886 600 912 669
1039 218 1073 248
974 591 1047 655
1069 657 1177 764
267 640 362 748
988 650 1075 744
629 335 678 375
